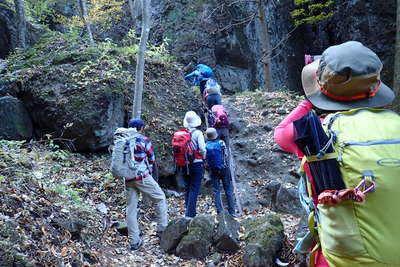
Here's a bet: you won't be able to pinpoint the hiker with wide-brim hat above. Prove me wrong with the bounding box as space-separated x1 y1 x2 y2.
182 111 206 218
274 41 396 267
301 41 394 111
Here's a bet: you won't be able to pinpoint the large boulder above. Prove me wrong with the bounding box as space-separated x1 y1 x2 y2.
0 96 33 140
160 217 191 253
1 33 200 183
176 215 215 259
20 66 125 152
242 214 284 267
213 211 240 253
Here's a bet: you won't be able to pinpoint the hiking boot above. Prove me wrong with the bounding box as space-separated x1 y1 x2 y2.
130 239 143 251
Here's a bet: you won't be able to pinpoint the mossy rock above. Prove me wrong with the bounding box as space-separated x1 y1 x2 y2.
176 215 215 259
242 214 284 267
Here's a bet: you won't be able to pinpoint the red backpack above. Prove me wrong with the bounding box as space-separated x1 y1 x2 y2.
171 129 195 167
211 105 229 127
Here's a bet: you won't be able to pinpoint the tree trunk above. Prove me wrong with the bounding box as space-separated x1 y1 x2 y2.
393 0 400 112
256 0 273 91
78 0 94 46
128 0 141 23
14 0 27 49
132 0 151 119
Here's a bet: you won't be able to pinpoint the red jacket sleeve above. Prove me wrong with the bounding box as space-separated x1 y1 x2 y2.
273 99 313 157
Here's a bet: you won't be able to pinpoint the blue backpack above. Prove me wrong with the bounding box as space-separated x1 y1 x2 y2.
184 64 214 85
196 64 214 78
206 139 227 170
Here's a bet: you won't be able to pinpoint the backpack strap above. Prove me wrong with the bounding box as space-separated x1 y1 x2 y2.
218 140 228 167
189 128 203 159
305 152 337 162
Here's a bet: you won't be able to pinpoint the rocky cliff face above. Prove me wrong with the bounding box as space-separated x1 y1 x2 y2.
148 0 396 92
0 0 395 90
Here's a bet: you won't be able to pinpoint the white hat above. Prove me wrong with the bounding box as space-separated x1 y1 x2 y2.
183 111 202 128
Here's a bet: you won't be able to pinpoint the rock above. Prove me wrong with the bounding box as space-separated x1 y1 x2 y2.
0 96 33 140
160 217 191 253
237 182 261 212
247 158 258 167
259 180 281 208
245 124 258 134
22 75 125 151
96 203 108 214
275 184 303 216
242 214 284 267
234 140 246 149
229 120 242 134
115 221 128 236
276 108 287 115
52 216 86 240
207 252 222 266
262 122 273 131
213 211 240 253
176 215 215 259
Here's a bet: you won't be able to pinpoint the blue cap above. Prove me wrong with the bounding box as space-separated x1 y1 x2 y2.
128 118 145 130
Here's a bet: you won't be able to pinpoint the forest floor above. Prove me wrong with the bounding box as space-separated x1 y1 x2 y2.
0 90 304 266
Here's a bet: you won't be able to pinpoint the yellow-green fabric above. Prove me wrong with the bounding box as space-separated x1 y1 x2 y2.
316 108 400 266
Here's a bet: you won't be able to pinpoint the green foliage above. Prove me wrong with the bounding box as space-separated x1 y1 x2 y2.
291 0 334 26
147 38 175 64
25 0 58 24
0 140 25 151
51 183 83 206
66 0 124 33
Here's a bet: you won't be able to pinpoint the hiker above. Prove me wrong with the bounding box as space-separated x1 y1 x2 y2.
123 119 168 251
205 128 235 215
182 111 206 218
274 41 398 267
184 64 214 96
208 105 231 150
204 79 222 110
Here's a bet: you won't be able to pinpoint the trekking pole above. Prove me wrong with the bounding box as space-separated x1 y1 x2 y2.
204 107 209 128
228 140 243 215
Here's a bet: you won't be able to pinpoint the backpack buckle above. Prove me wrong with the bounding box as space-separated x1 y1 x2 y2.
355 170 375 194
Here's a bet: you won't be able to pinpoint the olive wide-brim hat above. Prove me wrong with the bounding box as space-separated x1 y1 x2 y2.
301 41 394 111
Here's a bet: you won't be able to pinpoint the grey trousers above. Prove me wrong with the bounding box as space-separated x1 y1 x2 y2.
125 175 168 245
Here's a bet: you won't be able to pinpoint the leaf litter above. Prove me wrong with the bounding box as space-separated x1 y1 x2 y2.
0 90 304 266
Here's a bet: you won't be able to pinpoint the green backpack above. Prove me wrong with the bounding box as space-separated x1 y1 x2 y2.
305 108 400 267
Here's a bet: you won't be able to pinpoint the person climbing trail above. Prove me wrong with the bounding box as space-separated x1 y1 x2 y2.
205 128 236 216
208 104 231 150
204 78 222 110
180 111 206 218
274 41 400 267
112 119 168 251
184 64 214 96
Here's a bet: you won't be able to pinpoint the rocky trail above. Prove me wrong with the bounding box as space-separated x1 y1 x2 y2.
0 89 307 266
